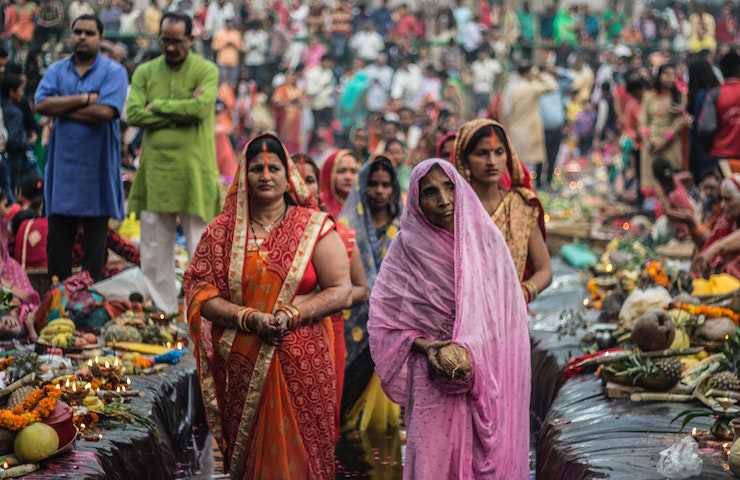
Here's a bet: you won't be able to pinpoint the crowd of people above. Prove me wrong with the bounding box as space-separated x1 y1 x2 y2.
0 0 735 478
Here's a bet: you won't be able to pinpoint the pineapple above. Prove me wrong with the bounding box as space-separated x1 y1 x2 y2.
708 371 740 392
638 357 683 390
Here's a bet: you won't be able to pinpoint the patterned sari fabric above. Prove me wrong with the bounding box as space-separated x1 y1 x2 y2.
184 133 338 480
453 119 546 282
337 158 403 427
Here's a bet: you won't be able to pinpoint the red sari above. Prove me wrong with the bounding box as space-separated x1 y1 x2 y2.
185 134 337 479
319 150 352 219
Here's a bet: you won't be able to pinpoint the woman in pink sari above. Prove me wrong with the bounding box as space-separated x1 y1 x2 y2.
368 159 530 479
0 221 39 339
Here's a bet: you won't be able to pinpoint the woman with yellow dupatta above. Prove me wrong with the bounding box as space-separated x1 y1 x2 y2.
454 119 552 302
184 133 352 480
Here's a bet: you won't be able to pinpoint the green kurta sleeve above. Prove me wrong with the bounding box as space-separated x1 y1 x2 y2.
126 65 173 129
149 66 218 122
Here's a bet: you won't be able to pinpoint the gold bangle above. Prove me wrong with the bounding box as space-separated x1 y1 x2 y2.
276 304 302 329
523 281 538 301
236 307 257 332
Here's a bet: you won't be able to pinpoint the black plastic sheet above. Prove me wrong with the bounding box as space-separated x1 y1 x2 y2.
531 261 735 479
22 354 207 480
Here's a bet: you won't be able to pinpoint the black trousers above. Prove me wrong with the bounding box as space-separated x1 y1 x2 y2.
47 215 108 282
544 127 563 187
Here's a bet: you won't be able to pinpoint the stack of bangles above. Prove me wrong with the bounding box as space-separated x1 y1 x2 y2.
274 304 302 330
235 307 258 332
522 281 538 303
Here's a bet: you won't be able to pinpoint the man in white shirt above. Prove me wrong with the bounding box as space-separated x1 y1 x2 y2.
119 0 142 34
243 20 269 88
365 53 393 113
305 55 336 129
350 22 385 63
391 57 423 110
471 48 502 115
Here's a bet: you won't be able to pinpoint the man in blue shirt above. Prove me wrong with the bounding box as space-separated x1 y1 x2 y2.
34 14 128 281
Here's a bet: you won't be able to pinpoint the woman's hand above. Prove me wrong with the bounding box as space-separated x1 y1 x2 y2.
249 312 286 346
413 338 454 378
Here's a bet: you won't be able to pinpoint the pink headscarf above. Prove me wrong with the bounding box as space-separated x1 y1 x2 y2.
368 159 530 479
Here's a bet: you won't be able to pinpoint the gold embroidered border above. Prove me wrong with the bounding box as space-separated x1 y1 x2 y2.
197 339 224 452
220 157 250 360
229 211 328 480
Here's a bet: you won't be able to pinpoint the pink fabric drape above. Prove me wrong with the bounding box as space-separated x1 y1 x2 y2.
368 159 530 479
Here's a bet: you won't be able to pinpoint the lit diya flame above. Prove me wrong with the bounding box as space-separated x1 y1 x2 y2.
72 382 77 392
166 342 172 349
94 356 99 364
2 462 8 469
126 377 131 385
692 427 698 437
65 378 70 388
85 383 92 391
80 423 86 431
176 342 183 351
104 361 110 369
113 358 120 367
87 359 93 367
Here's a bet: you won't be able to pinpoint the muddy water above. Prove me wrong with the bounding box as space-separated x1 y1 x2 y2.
335 429 404 479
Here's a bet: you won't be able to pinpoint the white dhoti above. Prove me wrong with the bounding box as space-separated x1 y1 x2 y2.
140 211 206 314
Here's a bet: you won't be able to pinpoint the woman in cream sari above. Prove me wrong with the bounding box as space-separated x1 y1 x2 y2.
185 133 352 479
454 119 552 302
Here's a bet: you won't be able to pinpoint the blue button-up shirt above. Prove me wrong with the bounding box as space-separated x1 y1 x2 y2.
35 53 128 219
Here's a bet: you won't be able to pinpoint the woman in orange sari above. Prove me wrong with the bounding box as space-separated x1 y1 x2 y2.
454 119 552 302
185 133 352 479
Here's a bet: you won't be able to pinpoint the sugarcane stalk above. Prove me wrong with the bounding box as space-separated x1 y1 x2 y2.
630 392 693 402
576 347 705 368
0 373 35 398
0 464 38 479
706 389 740 400
681 362 721 391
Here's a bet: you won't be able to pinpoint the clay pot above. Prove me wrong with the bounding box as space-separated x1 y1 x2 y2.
43 400 75 448
631 310 676 352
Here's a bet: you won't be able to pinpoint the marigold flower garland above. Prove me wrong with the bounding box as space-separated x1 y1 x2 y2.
0 385 61 431
673 302 740 324
644 260 670 288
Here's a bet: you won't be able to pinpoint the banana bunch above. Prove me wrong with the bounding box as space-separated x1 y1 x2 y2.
83 395 105 412
39 318 76 348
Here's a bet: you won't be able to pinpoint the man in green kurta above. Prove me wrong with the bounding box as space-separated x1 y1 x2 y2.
126 11 219 313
